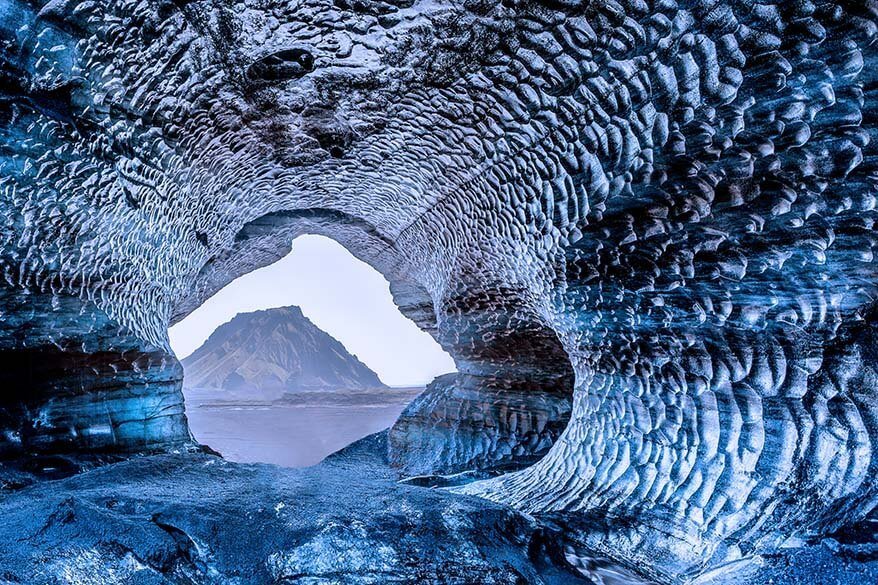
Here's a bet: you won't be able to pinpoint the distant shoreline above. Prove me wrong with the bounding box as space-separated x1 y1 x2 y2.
185 386 424 409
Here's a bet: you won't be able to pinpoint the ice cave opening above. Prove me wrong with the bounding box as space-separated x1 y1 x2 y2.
168 233 456 467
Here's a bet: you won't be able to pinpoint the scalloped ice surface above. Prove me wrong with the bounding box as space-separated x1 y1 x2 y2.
2 0 878 581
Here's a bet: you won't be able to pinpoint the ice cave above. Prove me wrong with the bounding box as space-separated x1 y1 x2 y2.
0 0 877 583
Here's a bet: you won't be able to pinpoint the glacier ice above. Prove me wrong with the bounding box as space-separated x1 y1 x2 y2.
1 0 878 580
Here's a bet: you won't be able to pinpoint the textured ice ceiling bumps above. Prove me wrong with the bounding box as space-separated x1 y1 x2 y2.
2 0 878 580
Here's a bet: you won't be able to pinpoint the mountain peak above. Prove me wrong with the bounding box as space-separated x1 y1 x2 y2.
182 306 385 394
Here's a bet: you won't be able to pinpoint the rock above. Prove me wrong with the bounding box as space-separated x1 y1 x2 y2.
0 451 590 585
182 306 385 395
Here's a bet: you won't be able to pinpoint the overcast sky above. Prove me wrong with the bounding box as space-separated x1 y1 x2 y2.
169 235 455 387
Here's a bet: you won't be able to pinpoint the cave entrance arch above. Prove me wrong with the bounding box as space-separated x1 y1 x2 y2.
167 209 575 477
170 233 454 467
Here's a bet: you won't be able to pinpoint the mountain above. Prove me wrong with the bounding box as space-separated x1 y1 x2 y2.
181 306 385 394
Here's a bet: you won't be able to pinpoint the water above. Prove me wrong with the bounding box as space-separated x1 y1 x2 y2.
183 387 422 467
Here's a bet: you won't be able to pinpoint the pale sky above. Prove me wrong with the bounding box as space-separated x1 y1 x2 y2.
168 235 455 387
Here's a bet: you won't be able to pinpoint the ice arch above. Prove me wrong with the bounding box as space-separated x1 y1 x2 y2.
175 207 576 474
175 230 572 473
2 0 878 580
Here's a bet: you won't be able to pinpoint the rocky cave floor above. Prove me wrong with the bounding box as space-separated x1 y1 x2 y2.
0 434 875 585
